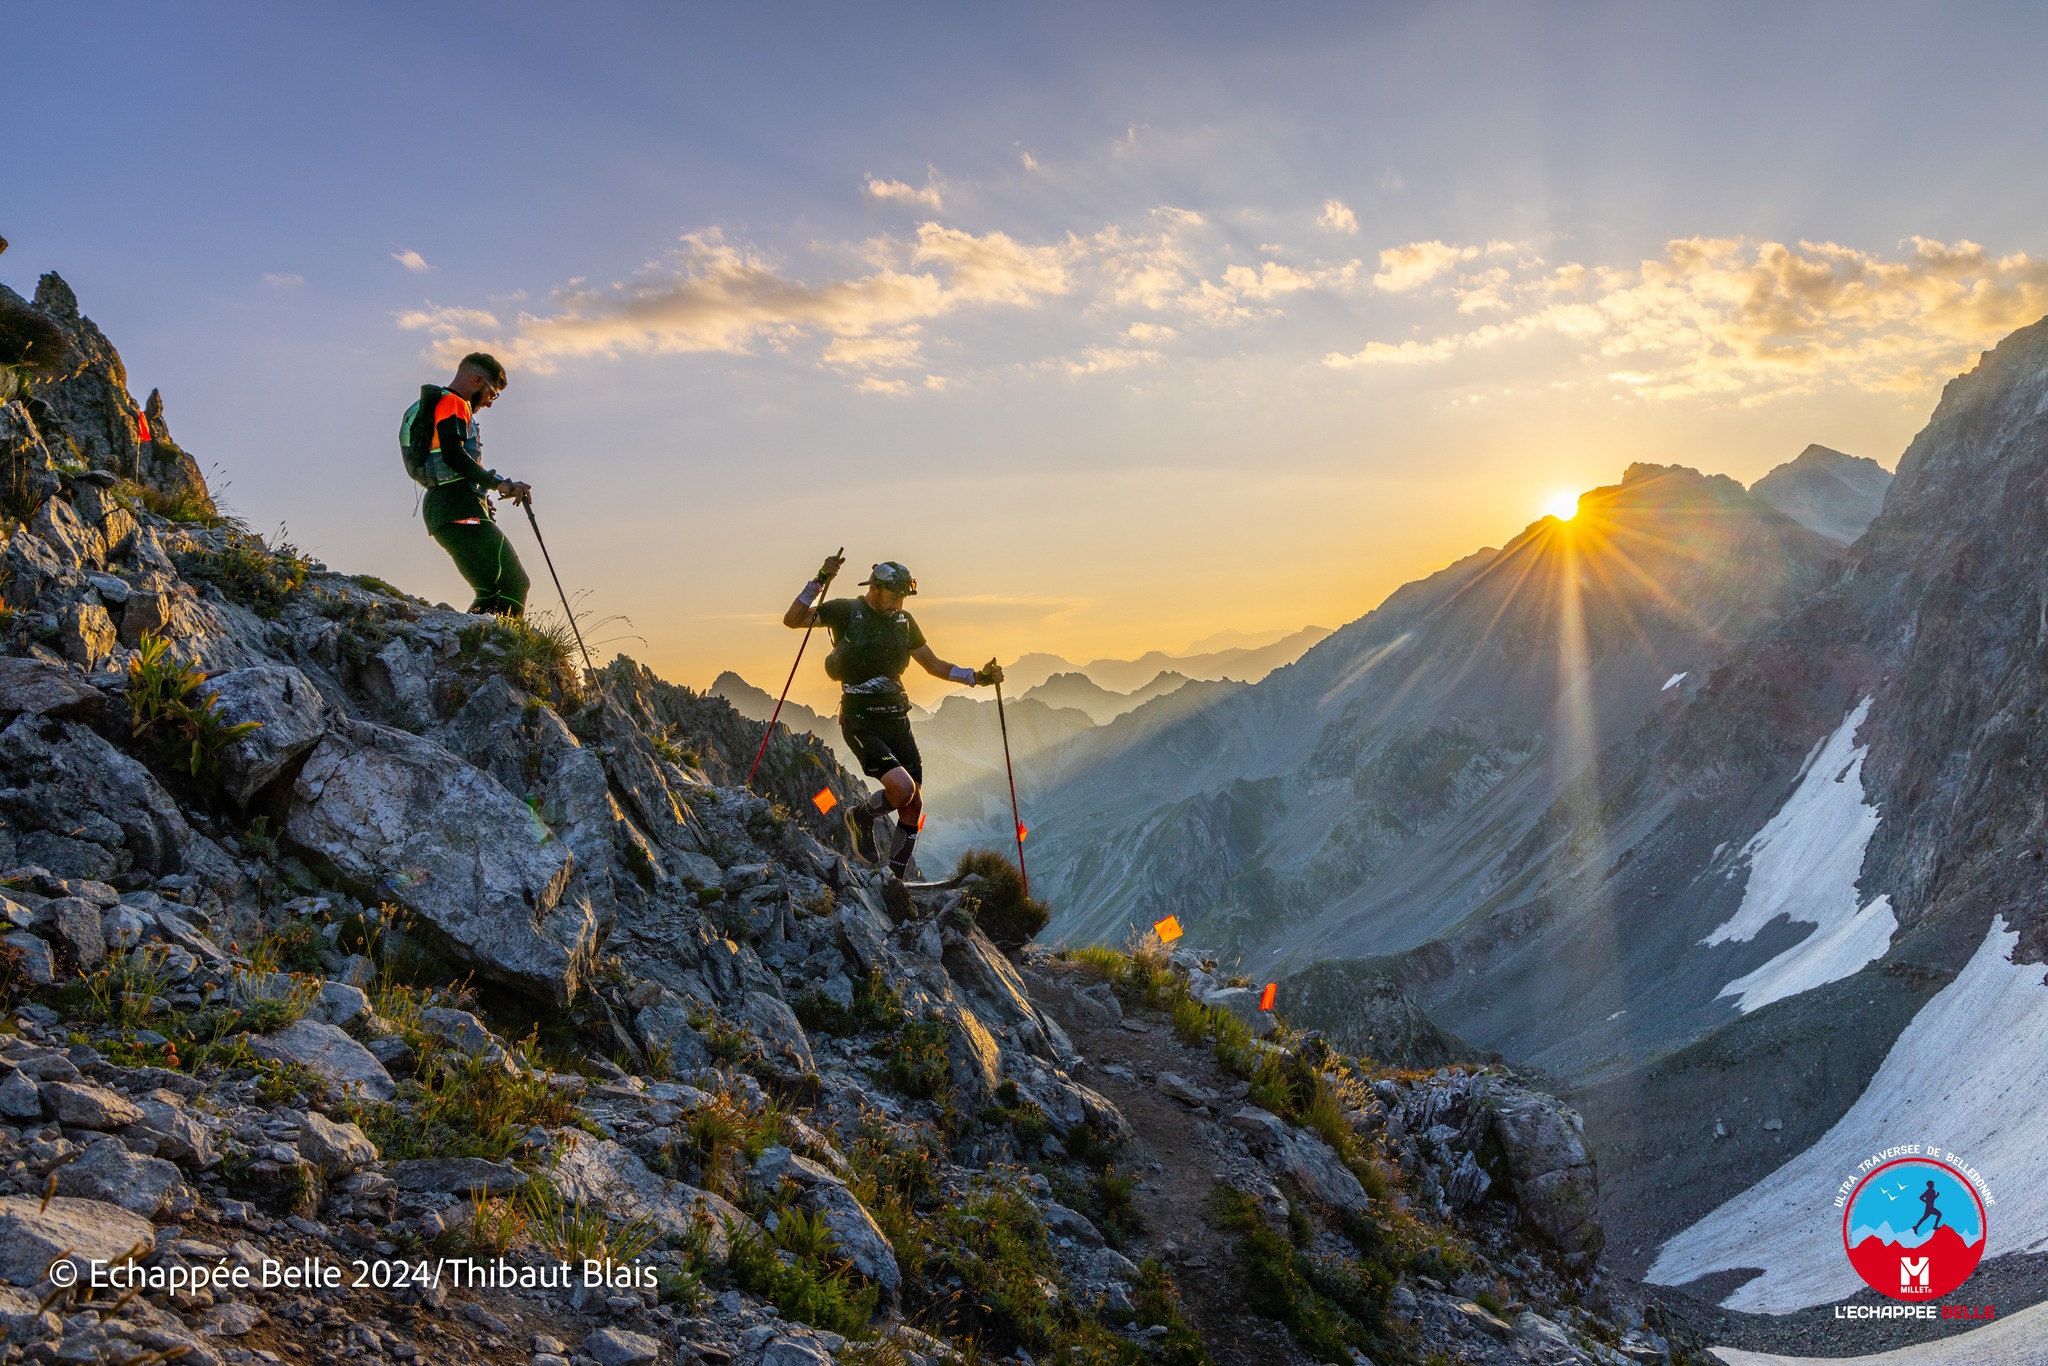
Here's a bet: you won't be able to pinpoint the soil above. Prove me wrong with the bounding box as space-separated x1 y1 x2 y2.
1023 960 1317 1366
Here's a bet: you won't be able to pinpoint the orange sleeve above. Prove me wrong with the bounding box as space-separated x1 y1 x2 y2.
433 393 472 425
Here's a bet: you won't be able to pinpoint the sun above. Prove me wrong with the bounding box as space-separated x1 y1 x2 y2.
1543 490 1582 521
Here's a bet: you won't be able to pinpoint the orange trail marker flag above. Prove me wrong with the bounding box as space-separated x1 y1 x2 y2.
812 788 838 816
1259 983 1277 1011
1154 915 1183 944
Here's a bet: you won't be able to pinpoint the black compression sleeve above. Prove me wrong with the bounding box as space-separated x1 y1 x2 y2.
435 412 496 490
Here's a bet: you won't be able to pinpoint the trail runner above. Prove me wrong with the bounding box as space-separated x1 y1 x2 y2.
783 556 1001 877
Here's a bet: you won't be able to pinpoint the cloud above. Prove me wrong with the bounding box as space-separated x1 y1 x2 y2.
855 376 911 395
1064 345 1161 376
262 272 303 287
923 374 952 391
1326 235 2048 401
1372 240 1480 292
863 174 943 211
445 227 1070 370
821 331 923 369
1020 150 1039 172
392 250 431 273
1318 199 1359 234
1126 322 1176 342
1220 259 1360 300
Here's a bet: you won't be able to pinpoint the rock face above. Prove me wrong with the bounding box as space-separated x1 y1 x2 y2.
286 722 593 1004
244 1020 397 1102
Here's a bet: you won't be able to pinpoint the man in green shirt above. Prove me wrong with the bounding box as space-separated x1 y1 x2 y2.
402 352 533 615
783 557 1002 877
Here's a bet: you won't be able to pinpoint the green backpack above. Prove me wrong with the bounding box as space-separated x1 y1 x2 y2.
399 384 462 488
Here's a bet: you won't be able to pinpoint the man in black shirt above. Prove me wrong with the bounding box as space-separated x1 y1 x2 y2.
783 557 1001 876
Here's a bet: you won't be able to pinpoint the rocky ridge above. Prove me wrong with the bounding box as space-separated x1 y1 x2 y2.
0 272 1681 1365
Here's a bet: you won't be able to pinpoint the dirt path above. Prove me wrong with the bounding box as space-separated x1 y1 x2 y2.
1024 961 1317 1366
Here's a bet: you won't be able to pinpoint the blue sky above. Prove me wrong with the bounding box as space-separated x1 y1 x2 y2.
11 3 2048 704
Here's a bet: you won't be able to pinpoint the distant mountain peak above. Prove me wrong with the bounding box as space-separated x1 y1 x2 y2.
1750 444 1893 544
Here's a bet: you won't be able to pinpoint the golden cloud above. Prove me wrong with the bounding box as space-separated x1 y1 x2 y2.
1372 240 1480 292
863 175 943 211
1318 199 1359 234
1329 235 2048 400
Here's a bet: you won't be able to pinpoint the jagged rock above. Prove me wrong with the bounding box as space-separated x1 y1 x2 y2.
298 1111 377 1177
59 600 117 668
754 1148 901 1300
582 1328 663 1366
1200 986 1277 1037
1490 1091 1602 1262
312 980 372 1029
0 1194 154 1286
55 1137 187 1215
441 677 635 932
1228 1105 1372 1216
102 903 145 950
245 1019 397 1102
415 1006 514 1067
391 1157 526 1196
42 896 104 969
1155 1072 1214 1106
1 930 53 984
759 1338 834 1366
125 1097 217 1168
549 1135 753 1260
0 1069 40 1119
633 1000 711 1072
0 656 103 719
739 990 815 1072
0 715 236 883
200 1300 265 1337
0 399 62 513
197 665 334 805
285 722 594 1003
42 1079 142 1129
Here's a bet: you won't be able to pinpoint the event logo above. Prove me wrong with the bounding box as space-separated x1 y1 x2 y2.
1841 1156 1987 1301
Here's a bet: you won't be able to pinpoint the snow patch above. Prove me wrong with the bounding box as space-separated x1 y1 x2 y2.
1706 697 1892 1011
1662 672 1688 691
1650 916 2048 1313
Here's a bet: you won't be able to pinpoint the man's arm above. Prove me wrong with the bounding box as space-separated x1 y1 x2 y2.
783 555 846 628
434 411 499 490
913 645 1003 686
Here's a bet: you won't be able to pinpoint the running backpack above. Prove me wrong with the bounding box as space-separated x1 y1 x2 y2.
399 384 458 488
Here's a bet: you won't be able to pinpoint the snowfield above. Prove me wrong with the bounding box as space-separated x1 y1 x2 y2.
1706 697 1894 1012
1650 916 2048 1312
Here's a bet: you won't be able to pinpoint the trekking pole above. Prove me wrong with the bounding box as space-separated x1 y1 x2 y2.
992 670 1028 896
520 500 601 689
746 548 842 789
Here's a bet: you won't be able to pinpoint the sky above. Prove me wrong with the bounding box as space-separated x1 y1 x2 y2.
11 2 2048 710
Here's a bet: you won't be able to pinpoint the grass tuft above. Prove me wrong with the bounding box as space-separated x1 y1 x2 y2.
951 849 1049 949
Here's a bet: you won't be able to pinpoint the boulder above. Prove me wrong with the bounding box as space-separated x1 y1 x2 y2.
759 1339 834 1366
55 1137 187 1216
1 931 53 985
0 1194 154 1287
582 1328 662 1366
245 1019 397 1102
311 981 372 1030
43 1080 142 1129
60 601 117 669
391 1157 526 1197
1490 1090 1603 1262
285 723 595 1004
196 665 334 805
124 1098 218 1168
0 656 103 719
297 1111 377 1177
740 991 815 1073
633 1001 710 1072
0 1069 39 1120
1202 986 1278 1037
0 715 236 883
1227 1107 1372 1217
549 1136 754 1261
784 1157 901 1302
414 1006 514 1067
43 897 104 969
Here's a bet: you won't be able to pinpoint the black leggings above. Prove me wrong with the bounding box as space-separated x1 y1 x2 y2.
840 706 923 785
431 519 531 615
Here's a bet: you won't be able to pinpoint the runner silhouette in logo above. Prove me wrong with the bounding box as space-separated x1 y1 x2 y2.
1911 1180 1944 1235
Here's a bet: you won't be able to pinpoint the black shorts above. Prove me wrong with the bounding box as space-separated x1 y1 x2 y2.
840 705 922 785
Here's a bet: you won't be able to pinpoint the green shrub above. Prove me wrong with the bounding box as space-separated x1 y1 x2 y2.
456 613 583 707
882 1018 952 1101
952 849 1049 949
341 1042 580 1161
1215 1186 1390 1361
123 481 223 526
126 632 266 781
174 527 309 614
725 1219 879 1336
1132 1260 1213 1366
